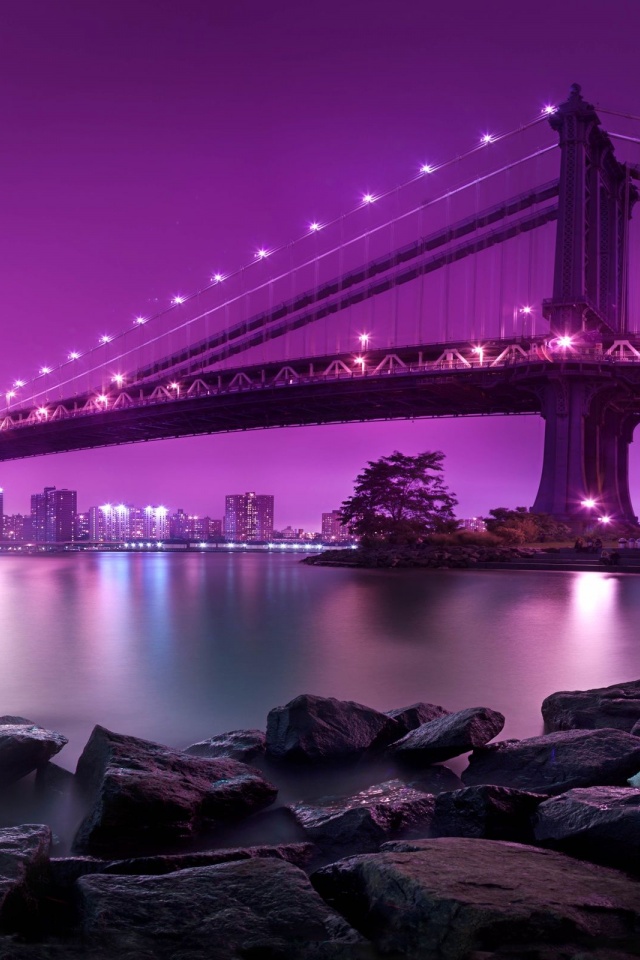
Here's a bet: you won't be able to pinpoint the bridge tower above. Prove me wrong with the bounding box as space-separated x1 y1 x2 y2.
533 85 640 523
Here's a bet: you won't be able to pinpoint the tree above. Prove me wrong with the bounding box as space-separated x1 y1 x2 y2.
483 507 571 544
340 451 458 544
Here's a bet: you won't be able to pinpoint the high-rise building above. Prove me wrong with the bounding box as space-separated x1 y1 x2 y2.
0 488 4 540
31 487 77 542
224 492 274 542
321 510 350 542
3 514 30 542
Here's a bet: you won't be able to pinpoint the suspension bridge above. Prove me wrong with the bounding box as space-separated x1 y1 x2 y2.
3 84 640 523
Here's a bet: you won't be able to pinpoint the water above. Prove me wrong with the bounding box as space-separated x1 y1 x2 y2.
2 551 639 766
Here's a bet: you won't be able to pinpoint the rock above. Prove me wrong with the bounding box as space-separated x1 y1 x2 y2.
48 842 315 894
266 694 401 762
77 857 369 959
312 837 640 959
384 702 451 735
290 780 435 856
72 726 278 855
184 728 266 763
0 718 68 787
462 728 640 794
0 825 51 931
542 679 640 733
388 707 505 763
35 762 75 798
430 785 544 842
534 786 640 872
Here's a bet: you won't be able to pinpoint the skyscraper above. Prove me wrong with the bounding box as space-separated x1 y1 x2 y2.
322 510 351 543
224 492 274 542
31 487 77 542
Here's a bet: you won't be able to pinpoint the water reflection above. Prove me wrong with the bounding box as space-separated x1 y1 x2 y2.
0 556 637 772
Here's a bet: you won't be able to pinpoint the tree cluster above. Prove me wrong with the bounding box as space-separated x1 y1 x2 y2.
483 507 571 544
340 450 458 545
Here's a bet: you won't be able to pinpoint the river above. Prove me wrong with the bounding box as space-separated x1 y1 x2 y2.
2 550 638 770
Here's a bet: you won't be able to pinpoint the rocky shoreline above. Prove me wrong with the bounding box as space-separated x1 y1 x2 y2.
0 682 640 957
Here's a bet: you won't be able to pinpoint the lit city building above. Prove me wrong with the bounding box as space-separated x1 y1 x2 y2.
143 505 169 540
460 517 487 532
224 492 274 542
3 514 31 542
321 510 351 542
75 512 90 540
31 486 77 542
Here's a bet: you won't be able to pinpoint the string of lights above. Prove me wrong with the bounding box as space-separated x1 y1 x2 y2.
7 103 557 408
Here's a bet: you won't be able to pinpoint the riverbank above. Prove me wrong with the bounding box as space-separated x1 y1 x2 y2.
303 544 640 573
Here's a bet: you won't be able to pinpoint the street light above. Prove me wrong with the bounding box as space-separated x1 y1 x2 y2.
472 346 484 366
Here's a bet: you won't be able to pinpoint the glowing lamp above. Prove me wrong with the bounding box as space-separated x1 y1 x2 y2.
544 105 556 115
69 351 80 360
558 336 572 348
581 498 596 509
420 164 433 174
256 248 268 259
599 516 612 524
14 380 24 388
135 316 146 325
362 193 375 204
309 222 321 232
212 273 224 282
171 296 185 305
482 134 494 144
40 366 51 375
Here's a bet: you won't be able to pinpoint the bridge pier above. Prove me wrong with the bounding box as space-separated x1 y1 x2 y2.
532 377 638 523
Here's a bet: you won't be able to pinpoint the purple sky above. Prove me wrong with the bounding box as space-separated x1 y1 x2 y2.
1 0 640 528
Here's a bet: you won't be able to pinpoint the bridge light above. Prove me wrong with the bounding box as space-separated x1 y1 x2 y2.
171 296 185 305
599 516 612 524
309 222 321 232
68 351 80 360
169 382 180 392
354 356 366 369
100 335 111 344
14 380 25 388
135 316 147 325
543 104 556 115
557 335 573 348
40 366 51 375
5 391 15 399
97 394 108 405
212 273 224 283
581 498 596 509
481 134 494 144
420 163 433 174
358 333 370 348
362 193 375 204
112 374 124 385
37 407 48 418
472 346 484 365
521 306 533 315
256 248 269 259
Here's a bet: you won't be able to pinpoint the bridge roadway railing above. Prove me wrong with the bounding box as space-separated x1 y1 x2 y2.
3 338 640 433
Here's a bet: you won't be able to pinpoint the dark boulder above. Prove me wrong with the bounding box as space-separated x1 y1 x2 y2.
0 718 67 787
384 702 451 735
430 784 544 842
534 786 640 872
72 726 278 855
266 694 401 762
462 728 640 794
48 842 315 893
542 678 640 733
77 857 369 959
184 728 266 763
0 824 51 931
388 706 505 763
312 837 640 959
290 780 435 856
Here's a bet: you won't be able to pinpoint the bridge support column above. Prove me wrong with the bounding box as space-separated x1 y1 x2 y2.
532 378 638 522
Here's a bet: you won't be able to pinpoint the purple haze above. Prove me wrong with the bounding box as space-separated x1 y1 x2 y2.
1 0 639 528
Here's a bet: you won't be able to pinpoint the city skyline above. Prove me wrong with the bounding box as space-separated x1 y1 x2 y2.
2 2 640 526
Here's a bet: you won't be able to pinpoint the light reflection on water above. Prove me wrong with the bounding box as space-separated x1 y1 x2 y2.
0 554 637 769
